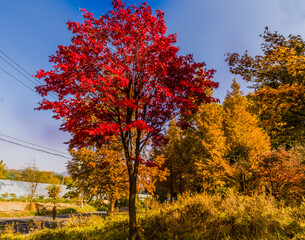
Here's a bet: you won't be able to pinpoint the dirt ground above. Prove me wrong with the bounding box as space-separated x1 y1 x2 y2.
0 201 77 212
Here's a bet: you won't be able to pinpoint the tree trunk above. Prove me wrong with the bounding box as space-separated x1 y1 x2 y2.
29 190 36 210
129 175 138 240
80 195 84 209
52 205 57 220
179 172 183 195
170 163 174 202
107 197 116 216
28 198 33 211
170 178 174 203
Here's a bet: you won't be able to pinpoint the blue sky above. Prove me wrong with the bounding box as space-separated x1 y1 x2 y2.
0 0 305 172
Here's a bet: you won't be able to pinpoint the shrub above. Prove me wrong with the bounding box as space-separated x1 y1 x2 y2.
255 147 305 204
46 185 61 199
1 193 8 199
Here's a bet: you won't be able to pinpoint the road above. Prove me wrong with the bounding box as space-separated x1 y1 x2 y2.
0 211 107 234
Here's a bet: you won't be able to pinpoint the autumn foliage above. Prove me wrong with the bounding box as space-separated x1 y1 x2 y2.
223 80 270 162
68 144 167 215
31 0 305 236
154 80 271 197
253 147 305 203
35 1 217 238
35 2 217 150
226 27 305 146
68 146 128 215
193 103 229 193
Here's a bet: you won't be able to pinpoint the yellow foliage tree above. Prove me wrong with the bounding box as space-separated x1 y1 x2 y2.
152 121 198 200
69 146 127 215
0 160 9 179
137 154 168 196
154 81 271 196
223 79 270 193
69 143 167 215
193 103 230 193
226 27 305 146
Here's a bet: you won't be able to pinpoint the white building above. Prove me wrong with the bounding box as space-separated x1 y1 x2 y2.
0 179 69 198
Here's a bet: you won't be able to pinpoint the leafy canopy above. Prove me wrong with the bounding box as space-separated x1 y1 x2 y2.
35 0 218 152
223 79 270 164
226 28 305 146
35 1 217 238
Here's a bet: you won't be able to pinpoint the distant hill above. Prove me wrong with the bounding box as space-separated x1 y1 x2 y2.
52 171 69 177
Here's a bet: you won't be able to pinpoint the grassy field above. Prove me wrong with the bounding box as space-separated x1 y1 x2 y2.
1 192 305 239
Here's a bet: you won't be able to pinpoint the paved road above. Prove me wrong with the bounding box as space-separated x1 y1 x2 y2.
0 211 107 234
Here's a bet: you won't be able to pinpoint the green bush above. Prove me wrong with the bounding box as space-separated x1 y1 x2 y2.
97 204 109 211
1 193 8 199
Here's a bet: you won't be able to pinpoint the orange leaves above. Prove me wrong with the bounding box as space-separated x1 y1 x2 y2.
226 27 305 146
223 80 270 163
254 147 305 202
68 146 128 200
251 83 305 145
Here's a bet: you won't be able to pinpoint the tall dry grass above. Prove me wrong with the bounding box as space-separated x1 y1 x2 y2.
1 192 305 239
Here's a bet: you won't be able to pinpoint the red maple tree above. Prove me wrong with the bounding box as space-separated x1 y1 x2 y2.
35 1 218 239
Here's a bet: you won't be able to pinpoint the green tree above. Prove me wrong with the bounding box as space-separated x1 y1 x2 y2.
8 169 22 181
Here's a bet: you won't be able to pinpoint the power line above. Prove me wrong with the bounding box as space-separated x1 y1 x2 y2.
0 49 36 82
0 53 39 87
0 49 57 100
0 66 56 102
0 38 37 70
0 137 71 160
0 133 70 157
0 65 38 94
0 42 69 160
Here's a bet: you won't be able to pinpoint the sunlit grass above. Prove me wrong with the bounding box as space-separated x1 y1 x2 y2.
1 192 305 239
0 204 96 218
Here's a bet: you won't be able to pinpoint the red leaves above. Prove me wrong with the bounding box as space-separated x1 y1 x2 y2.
131 157 165 171
255 147 305 199
85 123 120 136
152 135 169 147
98 161 110 169
176 121 191 130
35 0 218 153
132 120 153 131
